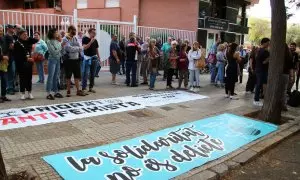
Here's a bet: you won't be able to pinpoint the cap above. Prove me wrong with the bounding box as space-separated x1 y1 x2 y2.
6 24 16 29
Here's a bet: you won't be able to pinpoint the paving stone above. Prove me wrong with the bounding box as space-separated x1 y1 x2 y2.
231 149 257 165
224 160 240 170
209 163 228 177
184 170 217 180
251 135 283 153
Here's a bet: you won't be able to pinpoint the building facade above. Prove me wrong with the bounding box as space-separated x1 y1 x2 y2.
1 0 257 48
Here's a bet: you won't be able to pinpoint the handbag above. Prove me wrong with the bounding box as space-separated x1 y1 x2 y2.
32 52 44 62
195 59 206 69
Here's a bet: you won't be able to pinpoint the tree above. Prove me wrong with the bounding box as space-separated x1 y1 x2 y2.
248 18 271 45
260 0 287 123
286 24 300 45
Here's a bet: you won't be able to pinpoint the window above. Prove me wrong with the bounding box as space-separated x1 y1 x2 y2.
105 0 120 8
24 0 35 9
77 0 87 9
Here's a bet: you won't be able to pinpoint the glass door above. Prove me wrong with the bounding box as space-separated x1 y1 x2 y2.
206 31 219 57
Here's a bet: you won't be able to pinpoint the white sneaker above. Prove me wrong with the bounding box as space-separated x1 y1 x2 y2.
225 94 230 98
253 101 263 107
189 87 194 91
230 96 239 100
28 93 34 100
20 94 26 100
193 87 200 93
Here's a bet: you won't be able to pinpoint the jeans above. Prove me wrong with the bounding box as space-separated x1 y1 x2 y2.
209 63 217 83
7 59 16 91
46 58 60 93
189 69 200 87
126 60 137 86
149 72 157 88
36 61 45 82
0 71 7 97
95 60 101 77
215 63 225 84
82 56 98 90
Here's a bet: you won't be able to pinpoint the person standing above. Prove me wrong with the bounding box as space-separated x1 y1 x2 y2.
46 28 63 100
253 38 270 106
135 36 143 85
81 28 100 94
215 44 226 87
63 25 85 97
177 43 189 89
208 39 220 84
147 39 160 90
246 46 258 93
287 42 299 94
109 34 121 85
166 41 178 89
2 24 17 95
118 36 126 75
140 37 150 85
59 30 67 90
14 29 38 100
125 32 140 87
155 38 163 75
0 25 11 103
238 45 247 83
188 42 201 92
33 31 48 84
161 37 172 80
225 43 241 100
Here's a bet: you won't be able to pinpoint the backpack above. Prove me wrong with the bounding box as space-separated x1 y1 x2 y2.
287 90 300 107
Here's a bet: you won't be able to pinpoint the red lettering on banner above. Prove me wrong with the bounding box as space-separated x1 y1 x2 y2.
18 115 36 123
1 117 18 126
50 112 58 118
34 113 48 120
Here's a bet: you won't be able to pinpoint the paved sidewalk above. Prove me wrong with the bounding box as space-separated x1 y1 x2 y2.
222 132 300 180
0 71 298 179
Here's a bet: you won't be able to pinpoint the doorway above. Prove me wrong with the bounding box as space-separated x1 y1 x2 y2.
206 30 220 57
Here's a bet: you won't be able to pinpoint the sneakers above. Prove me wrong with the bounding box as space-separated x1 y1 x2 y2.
189 87 194 91
111 81 118 85
253 101 263 107
28 93 34 100
230 96 239 100
193 87 200 93
20 94 26 100
225 94 230 98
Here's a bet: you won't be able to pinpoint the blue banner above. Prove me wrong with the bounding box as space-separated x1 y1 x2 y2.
43 113 277 180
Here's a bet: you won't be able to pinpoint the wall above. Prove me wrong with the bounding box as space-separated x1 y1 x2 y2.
139 0 198 31
88 0 105 8
62 0 76 14
78 8 121 21
120 0 140 22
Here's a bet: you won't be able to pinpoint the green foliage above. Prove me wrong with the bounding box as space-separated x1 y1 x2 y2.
247 18 271 45
286 24 300 46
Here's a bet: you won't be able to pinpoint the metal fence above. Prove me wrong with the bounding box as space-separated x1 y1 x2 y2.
0 9 197 67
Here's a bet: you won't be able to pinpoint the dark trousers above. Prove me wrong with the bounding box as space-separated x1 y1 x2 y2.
0 71 7 97
178 69 188 88
167 68 174 86
246 71 256 92
19 63 33 93
296 73 300 91
119 57 125 74
225 77 236 96
254 72 263 101
239 61 244 83
126 60 137 86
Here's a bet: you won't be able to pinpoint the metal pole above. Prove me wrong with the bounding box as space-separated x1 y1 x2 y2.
133 15 137 34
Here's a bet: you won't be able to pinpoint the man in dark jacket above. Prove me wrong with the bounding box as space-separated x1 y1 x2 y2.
125 32 140 87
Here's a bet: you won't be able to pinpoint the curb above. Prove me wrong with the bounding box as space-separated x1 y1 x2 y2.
174 116 300 180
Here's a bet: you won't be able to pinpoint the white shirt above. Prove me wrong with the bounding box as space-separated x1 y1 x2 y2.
188 49 201 70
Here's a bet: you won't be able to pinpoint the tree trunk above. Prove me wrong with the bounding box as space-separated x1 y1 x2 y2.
0 148 8 180
260 0 287 123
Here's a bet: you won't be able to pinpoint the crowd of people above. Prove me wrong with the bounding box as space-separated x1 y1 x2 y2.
0 23 299 110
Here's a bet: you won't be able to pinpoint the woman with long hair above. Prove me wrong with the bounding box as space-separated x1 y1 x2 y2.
188 41 201 92
225 43 241 100
215 44 226 87
46 28 64 100
177 43 189 89
14 29 38 100
33 31 48 83
147 39 160 90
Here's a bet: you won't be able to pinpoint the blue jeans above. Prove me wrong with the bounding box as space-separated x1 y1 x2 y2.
82 56 98 90
95 60 101 76
36 61 45 82
149 72 157 88
46 58 60 93
7 59 16 91
215 63 225 84
209 63 217 83
0 71 8 97
126 60 137 86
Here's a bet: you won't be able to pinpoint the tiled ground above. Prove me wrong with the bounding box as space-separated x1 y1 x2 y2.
0 71 295 179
